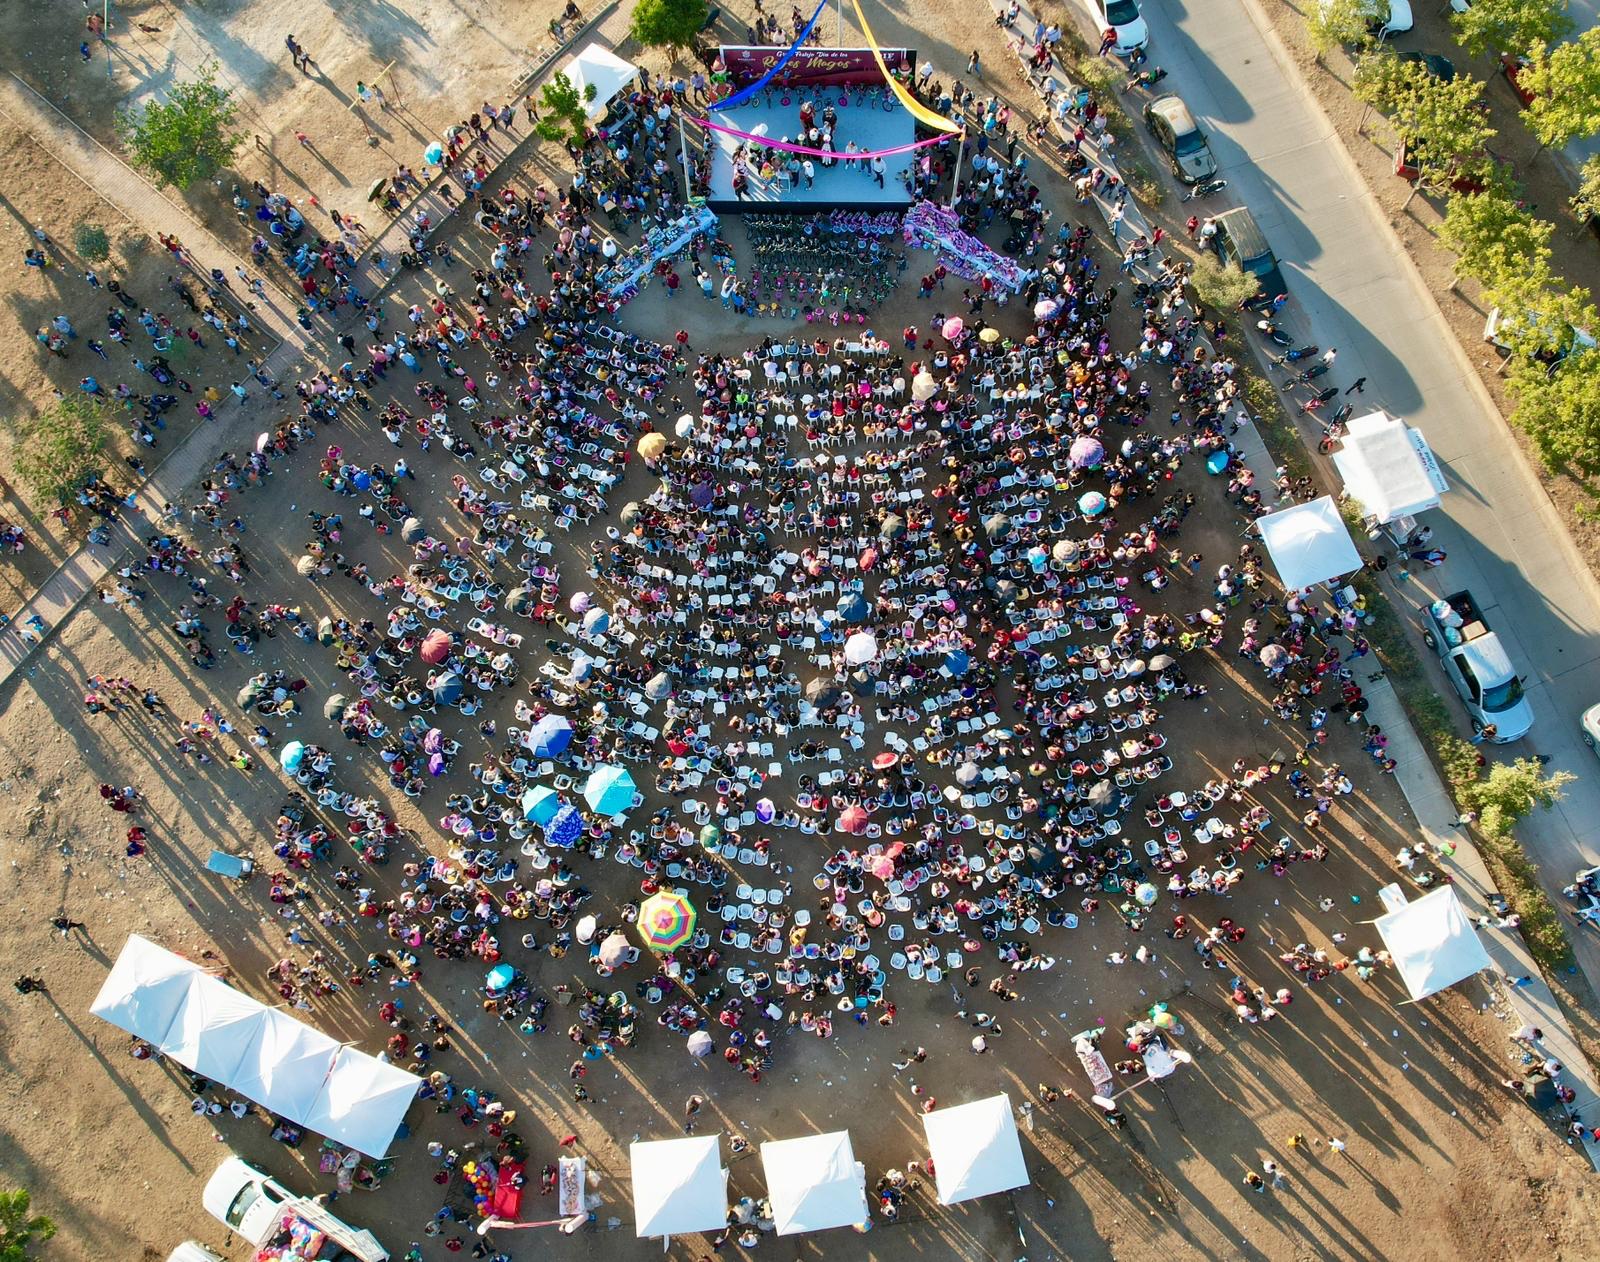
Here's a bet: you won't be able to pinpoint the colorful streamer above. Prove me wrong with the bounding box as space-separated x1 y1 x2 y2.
848 0 962 134
712 0 830 112
693 115 950 160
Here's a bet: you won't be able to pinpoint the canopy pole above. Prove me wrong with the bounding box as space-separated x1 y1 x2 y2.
678 114 692 202
949 127 968 209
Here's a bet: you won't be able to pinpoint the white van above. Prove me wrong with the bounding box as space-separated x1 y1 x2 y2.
203 1157 388 1262
167 1246 225 1262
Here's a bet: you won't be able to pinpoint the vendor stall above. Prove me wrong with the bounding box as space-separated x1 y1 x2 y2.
1332 410 1449 540
1256 496 1364 592
561 43 640 120
1373 886 1493 1002
920 1095 1029 1205
760 1131 868 1235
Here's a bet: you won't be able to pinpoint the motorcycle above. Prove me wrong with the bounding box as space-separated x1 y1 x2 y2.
1302 385 1340 412
1296 361 1331 383
1273 344 1319 365
1256 319 1292 346
1181 177 1227 201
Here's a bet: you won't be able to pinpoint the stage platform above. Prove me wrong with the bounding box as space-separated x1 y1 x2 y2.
703 96 918 214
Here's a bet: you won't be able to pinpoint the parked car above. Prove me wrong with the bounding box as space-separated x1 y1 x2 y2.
1142 95 1217 184
1581 702 1600 752
1392 137 1491 194
1421 590 1534 742
1483 306 1597 369
1318 0 1411 39
1084 0 1149 54
203 1157 388 1262
1499 53 1536 107
1209 208 1287 302
1398 50 1455 82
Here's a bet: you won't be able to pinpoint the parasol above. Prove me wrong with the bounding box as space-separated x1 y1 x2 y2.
1069 437 1105 469
1260 644 1290 669
755 798 776 823
1052 539 1080 564
582 607 611 636
942 649 971 677
956 762 981 786
598 934 631 969
431 672 464 705
1149 653 1175 671
296 554 317 576
639 891 697 950
699 824 722 847
401 517 428 545
837 591 870 624
983 513 1012 540
525 714 573 757
645 672 672 701
576 915 597 944
674 414 697 439
323 693 348 720
521 785 560 824
686 1030 714 1057
843 631 878 665
871 752 901 771
278 741 306 772
583 765 637 816
910 372 938 402
837 805 870 834
979 326 1001 344
1078 491 1107 517
942 316 965 342
544 804 584 849
637 432 668 461
620 501 643 528
420 628 452 664
1135 882 1159 907
569 591 592 613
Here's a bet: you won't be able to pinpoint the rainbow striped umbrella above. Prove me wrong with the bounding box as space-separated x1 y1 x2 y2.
639 891 697 951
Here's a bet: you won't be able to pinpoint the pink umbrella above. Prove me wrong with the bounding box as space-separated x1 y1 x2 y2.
419 628 452 664
424 727 444 753
942 316 965 342
868 854 896 880
859 546 878 571
838 805 870 834
428 752 446 775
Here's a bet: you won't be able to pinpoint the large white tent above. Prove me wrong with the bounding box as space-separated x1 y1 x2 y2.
921 1096 1029 1205
631 1135 728 1239
90 936 418 1156
562 43 640 119
1373 886 1494 1001
760 1132 867 1236
1332 411 1448 524
1256 496 1363 592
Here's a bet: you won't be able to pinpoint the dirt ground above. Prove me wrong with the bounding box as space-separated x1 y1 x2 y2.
3 3 1600 1262
1244 0 1600 577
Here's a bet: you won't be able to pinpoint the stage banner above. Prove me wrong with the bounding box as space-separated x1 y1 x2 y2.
694 115 947 160
712 1 830 110
720 44 913 90
848 0 961 133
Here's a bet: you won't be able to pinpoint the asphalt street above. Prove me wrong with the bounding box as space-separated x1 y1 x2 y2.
1099 0 1600 990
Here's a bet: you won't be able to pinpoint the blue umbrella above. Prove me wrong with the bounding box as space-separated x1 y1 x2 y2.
582 608 611 636
431 672 464 705
837 591 870 624
584 765 637 817
1206 449 1231 475
545 804 584 848
942 649 971 678
525 714 572 757
521 785 560 824
278 741 306 772
485 963 516 991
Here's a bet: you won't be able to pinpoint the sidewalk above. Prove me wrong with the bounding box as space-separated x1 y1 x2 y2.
0 74 317 678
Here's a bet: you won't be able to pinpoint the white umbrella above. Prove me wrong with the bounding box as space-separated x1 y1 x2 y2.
686 1030 714 1057
843 632 878 665
575 914 597 944
598 933 631 969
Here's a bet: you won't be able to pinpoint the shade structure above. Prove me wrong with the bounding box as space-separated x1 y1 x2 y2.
300 1051 420 1160
431 672 464 705
598 933 632 969
1256 496 1363 592
645 671 672 701
631 1136 728 1238
400 517 427 544
639 890 697 950
89 934 204 1045
90 937 416 1157
1373 886 1493 1001
158 972 269 1083
419 628 452 664
562 42 640 119
584 764 637 816
760 1132 867 1236
525 714 573 757
921 1096 1029 1205
323 693 349 721
544 804 585 848
1331 410 1448 524
521 785 561 824
233 1009 343 1122
279 741 306 773
638 432 668 461
843 631 878 665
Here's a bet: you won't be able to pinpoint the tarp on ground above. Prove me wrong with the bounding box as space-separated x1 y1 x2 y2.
1373 886 1493 1001
1332 410 1448 524
88 933 203 1045
760 1132 867 1236
563 43 640 119
1256 496 1363 591
631 1135 728 1238
920 1095 1029 1205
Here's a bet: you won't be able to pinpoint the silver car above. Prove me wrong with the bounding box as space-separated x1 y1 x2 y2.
1142 95 1217 185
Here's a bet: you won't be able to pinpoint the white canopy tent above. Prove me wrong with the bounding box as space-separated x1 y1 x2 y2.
1257 496 1363 591
88 933 202 1042
631 1135 729 1239
760 1132 868 1236
562 43 640 119
159 972 269 1083
301 1051 422 1160
1373 886 1494 1001
921 1096 1029 1205
1332 411 1449 524
90 936 418 1156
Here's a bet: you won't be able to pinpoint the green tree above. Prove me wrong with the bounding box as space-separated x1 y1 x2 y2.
13 397 110 505
628 0 708 55
1458 757 1575 840
1572 154 1600 225
1351 45 1416 128
115 61 243 190
1389 72 1497 209
1506 351 1600 469
71 222 111 265
1306 0 1372 64
1450 0 1573 59
1188 255 1264 313
0 1189 56 1262
533 71 598 147
1436 190 1552 292
1519 29 1600 152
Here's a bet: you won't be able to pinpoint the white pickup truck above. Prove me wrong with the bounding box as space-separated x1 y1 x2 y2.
202 1157 388 1262
1422 590 1533 743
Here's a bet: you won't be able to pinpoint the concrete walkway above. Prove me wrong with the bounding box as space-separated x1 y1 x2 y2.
0 74 318 677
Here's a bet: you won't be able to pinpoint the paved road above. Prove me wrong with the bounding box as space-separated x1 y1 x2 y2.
1093 0 1600 993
